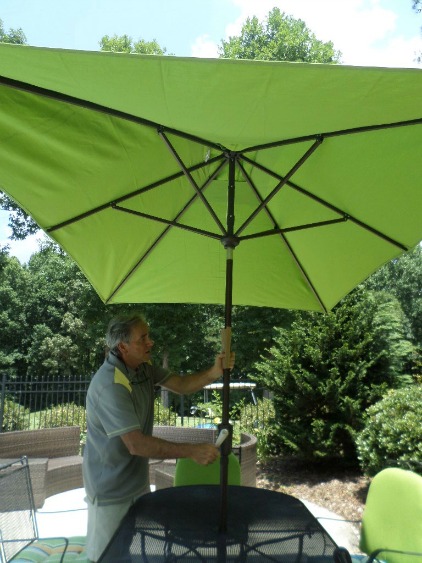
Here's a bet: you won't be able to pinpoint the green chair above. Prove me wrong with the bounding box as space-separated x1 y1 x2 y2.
174 453 241 487
356 467 422 563
174 428 241 487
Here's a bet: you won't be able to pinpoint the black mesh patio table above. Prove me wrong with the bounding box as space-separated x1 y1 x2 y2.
99 485 338 562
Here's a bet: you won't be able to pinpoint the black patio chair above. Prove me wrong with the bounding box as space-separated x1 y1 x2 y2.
0 456 86 562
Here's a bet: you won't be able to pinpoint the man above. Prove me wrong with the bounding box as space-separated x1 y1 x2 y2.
83 313 234 561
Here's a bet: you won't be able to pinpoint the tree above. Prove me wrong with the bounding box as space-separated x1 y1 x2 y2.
0 18 26 44
219 8 341 63
364 245 421 347
99 35 168 55
0 254 30 377
231 305 295 379
253 287 415 465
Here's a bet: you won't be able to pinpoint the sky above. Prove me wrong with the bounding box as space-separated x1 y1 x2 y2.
1 0 421 263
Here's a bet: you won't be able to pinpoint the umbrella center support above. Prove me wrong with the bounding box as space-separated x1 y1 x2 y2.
221 235 240 249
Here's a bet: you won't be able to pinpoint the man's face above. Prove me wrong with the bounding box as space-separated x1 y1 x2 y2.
118 322 154 369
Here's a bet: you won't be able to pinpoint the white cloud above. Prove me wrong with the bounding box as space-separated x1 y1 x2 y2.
191 34 219 58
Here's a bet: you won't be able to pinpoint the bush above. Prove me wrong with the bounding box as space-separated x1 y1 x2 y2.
1 398 30 431
356 385 422 476
154 397 177 425
253 288 413 465
39 402 87 432
237 397 276 460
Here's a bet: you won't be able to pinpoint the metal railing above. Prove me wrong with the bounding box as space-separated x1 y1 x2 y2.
0 374 269 433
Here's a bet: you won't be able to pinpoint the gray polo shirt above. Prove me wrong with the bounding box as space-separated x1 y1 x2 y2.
83 353 171 506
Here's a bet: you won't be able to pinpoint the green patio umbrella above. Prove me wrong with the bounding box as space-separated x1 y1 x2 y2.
1 44 421 528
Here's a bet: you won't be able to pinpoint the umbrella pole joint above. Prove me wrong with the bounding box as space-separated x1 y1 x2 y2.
221 235 240 249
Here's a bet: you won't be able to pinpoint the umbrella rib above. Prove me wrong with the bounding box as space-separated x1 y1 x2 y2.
242 117 422 153
112 204 222 240
238 218 347 240
235 137 323 237
0 74 226 152
47 154 225 233
239 155 408 252
159 129 227 235
236 159 329 312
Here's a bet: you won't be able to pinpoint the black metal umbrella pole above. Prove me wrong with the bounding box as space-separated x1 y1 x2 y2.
218 154 239 534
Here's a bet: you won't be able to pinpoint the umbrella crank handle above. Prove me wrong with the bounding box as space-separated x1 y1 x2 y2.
215 428 229 447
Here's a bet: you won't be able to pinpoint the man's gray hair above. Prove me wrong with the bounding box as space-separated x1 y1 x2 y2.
106 313 147 355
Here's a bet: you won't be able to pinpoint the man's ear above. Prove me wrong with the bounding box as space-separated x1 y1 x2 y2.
117 341 127 356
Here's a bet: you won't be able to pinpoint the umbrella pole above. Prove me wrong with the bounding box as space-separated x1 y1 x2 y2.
218 154 238 537
219 247 234 534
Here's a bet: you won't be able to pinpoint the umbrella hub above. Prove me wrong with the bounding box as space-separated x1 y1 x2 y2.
221 235 240 249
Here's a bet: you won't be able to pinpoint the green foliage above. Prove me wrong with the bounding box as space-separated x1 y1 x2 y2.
364 245 422 348
0 18 27 45
231 306 294 379
253 287 414 465
143 303 217 373
99 34 168 55
236 397 276 460
38 402 87 432
0 256 30 377
154 396 177 425
219 8 341 63
356 385 422 476
1 398 30 431
192 390 223 422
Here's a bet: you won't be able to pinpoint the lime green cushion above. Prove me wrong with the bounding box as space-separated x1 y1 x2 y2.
12 536 87 562
174 453 241 486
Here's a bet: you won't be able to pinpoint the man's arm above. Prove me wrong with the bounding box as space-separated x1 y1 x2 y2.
121 429 219 465
161 352 234 395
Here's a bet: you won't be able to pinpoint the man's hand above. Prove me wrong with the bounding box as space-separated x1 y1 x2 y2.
212 351 235 377
189 443 220 465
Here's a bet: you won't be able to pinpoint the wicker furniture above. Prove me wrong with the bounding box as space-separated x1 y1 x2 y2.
0 426 83 508
150 426 257 489
0 457 86 562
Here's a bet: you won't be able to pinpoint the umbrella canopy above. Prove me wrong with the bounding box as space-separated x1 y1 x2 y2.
1 44 421 315
1 43 421 532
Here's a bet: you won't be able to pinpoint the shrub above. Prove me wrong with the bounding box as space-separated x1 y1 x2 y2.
39 402 87 432
1 398 30 431
356 385 422 476
253 288 413 465
237 397 276 460
154 397 177 425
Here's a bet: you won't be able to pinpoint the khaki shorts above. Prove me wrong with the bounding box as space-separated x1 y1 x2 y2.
85 491 148 562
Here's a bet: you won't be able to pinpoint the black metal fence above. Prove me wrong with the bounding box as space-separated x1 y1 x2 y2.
0 374 269 433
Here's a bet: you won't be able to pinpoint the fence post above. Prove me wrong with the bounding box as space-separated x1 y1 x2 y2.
0 373 6 432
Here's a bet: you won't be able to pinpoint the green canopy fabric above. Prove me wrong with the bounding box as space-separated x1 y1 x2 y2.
1 43 421 530
0 43 421 313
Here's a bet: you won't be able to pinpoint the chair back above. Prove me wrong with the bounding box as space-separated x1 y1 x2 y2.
0 457 38 562
359 467 422 563
174 453 241 486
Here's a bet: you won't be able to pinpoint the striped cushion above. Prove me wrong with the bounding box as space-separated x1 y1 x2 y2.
12 536 87 562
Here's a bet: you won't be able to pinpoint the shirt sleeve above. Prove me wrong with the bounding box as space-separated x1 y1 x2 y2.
151 363 172 386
